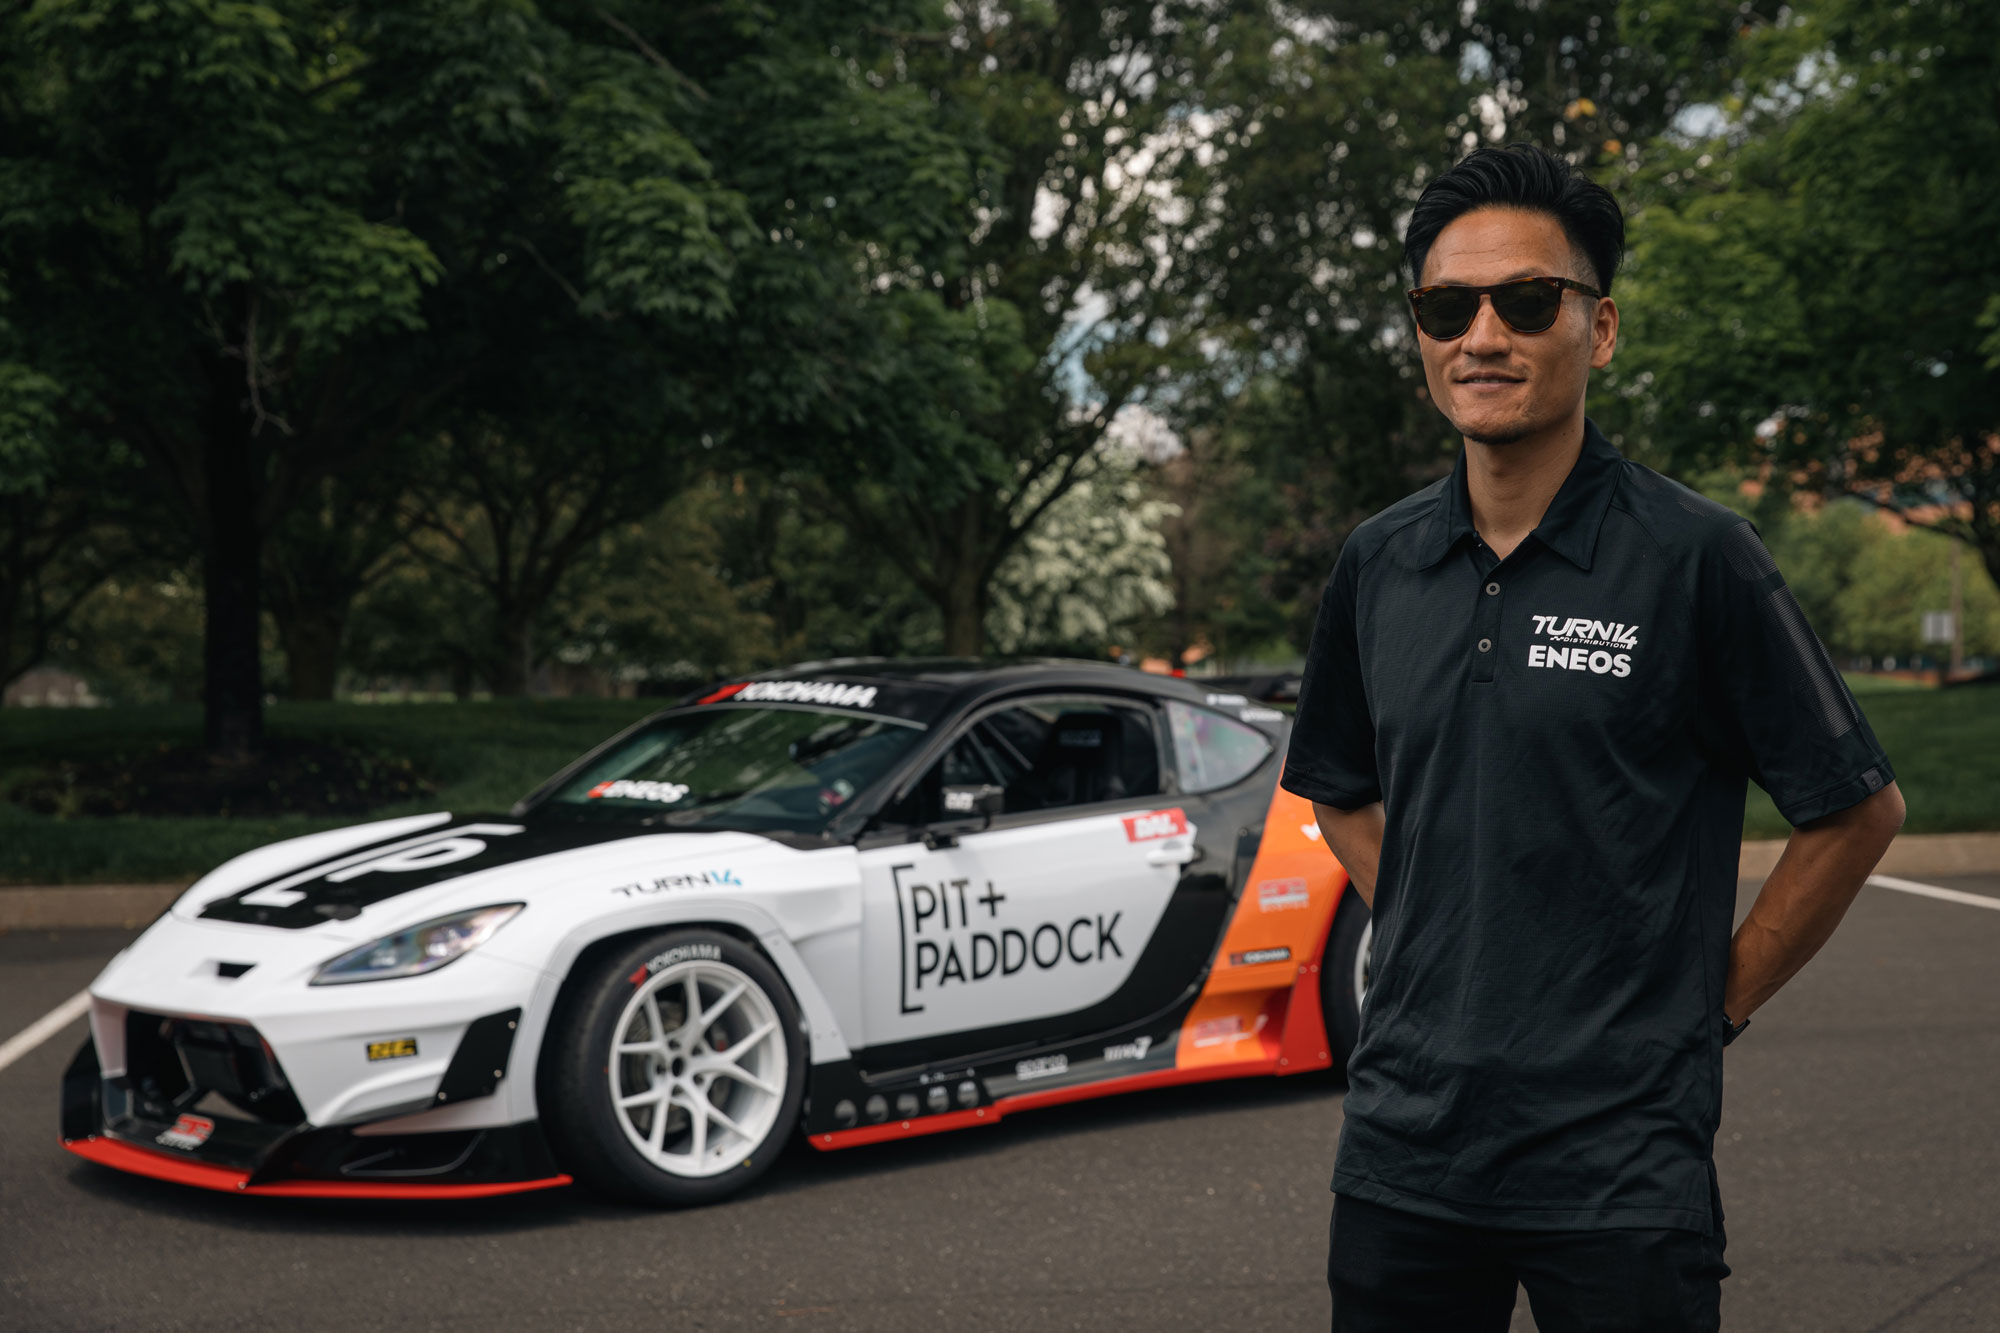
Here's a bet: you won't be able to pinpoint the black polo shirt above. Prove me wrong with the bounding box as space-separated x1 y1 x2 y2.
1283 418 1892 1233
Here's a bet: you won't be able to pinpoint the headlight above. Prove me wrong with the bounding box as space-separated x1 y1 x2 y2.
310 905 523 986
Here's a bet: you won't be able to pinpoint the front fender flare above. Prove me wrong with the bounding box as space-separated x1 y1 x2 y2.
508 901 853 1123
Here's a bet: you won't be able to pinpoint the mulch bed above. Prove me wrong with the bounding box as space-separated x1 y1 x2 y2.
8 738 434 818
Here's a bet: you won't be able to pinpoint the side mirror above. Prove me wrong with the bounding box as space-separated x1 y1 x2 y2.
925 784 1005 849
942 784 1005 819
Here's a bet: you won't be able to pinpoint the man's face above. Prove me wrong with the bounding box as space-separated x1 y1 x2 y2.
1414 207 1617 446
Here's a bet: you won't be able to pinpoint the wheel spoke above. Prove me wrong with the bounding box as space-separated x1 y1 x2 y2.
697 980 748 1031
708 1064 780 1097
643 993 665 1044
619 1086 666 1110
646 1095 669 1151
681 973 702 1039
687 1093 708 1160
704 1099 750 1144
716 1018 778 1065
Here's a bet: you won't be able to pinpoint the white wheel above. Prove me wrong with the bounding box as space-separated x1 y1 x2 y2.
1352 918 1373 1015
1318 888 1372 1065
607 958 789 1179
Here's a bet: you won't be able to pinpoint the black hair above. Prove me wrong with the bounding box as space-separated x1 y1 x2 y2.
1404 144 1625 294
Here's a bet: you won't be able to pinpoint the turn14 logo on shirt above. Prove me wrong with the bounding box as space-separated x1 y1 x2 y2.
1526 613 1638 678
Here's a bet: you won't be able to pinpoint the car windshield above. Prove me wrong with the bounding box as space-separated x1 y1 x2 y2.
533 705 928 835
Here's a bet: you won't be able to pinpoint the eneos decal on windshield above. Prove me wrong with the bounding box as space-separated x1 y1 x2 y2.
587 779 689 804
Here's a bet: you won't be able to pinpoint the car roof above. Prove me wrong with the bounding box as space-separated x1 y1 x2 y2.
742 656 1225 705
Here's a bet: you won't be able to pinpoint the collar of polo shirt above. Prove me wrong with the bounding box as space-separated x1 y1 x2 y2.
1414 418 1625 573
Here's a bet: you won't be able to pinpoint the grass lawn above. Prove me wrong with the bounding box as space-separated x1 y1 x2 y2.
1740 681 2000 840
1 682 1993 883
0 699 660 885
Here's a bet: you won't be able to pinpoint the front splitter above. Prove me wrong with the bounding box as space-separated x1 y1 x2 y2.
62 1135 571 1199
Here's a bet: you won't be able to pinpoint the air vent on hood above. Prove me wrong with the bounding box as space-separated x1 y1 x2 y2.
215 962 255 979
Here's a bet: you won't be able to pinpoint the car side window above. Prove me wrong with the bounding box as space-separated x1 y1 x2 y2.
977 696 1162 815
1165 700 1273 793
877 695 1163 827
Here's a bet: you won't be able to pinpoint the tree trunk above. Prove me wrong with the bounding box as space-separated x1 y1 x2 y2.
486 606 534 696
934 498 991 657
202 427 264 760
277 603 346 701
939 565 989 657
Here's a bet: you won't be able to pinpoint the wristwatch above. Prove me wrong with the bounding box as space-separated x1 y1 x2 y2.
1721 1011 1750 1046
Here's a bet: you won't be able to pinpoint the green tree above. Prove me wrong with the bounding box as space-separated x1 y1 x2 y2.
1148 2 1744 652
0 1 746 753
718 2 1234 655
264 468 413 700
1609 0 2000 603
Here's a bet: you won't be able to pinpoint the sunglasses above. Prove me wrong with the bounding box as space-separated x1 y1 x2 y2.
1405 276 1602 340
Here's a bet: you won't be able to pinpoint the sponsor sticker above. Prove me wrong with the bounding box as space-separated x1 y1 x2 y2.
1205 692 1248 706
705 679 880 709
1229 946 1292 967
611 870 741 897
1256 878 1311 912
1189 1016 1248 1049
1239 706 1284 723
366 1037 419 1062
889 866 1123 1012
155 1114 215 1151
1014 1054 1069 1082
1103 1035 1153 1062
588 779 689 804
1188 1013 1268 1049
633 941 724 984
1121 807 1188 842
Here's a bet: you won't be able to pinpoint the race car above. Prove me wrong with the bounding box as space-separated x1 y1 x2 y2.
60 659 1372 1206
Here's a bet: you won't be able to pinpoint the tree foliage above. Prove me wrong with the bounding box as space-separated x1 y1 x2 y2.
1607 0 2000 597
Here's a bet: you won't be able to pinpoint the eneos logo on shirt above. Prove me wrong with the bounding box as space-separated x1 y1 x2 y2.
1527 613 1638 678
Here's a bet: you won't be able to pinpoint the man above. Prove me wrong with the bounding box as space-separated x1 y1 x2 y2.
1283 143 1906 1331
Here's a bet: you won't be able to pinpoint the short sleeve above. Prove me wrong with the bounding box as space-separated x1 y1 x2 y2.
1697 520 1893 826
1282 545 1381 810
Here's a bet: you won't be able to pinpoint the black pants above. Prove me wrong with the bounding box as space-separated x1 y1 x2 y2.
1328 1194 1728 1332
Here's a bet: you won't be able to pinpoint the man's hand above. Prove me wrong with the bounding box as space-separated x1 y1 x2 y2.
1723 781 1906 1023
1312 801 1385 910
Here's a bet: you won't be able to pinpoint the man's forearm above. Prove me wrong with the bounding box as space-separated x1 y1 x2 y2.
1723 781 1906 1022
1312 801 1385 910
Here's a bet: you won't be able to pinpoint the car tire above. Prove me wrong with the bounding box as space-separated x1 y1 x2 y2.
1318 886 1372 1070
541 929 806 1206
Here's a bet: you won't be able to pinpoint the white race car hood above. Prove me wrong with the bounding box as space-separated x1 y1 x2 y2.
175 812 797 938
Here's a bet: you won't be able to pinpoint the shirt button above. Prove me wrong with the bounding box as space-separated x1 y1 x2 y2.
1477 638 1493 653
1485 582 1500 596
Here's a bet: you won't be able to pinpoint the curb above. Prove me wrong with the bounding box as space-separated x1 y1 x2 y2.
0 883 187 930
1 833 1995 931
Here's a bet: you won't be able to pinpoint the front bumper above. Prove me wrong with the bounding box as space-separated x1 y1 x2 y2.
60 1014 570 1199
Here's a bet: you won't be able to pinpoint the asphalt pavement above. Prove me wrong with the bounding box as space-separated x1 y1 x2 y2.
2 874 1997 1332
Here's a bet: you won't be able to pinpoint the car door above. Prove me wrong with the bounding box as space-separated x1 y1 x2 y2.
853 694 1197 1060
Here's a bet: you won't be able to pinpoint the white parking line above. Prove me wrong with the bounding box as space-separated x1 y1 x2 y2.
1868 874 2000 913
0 989 91 1077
